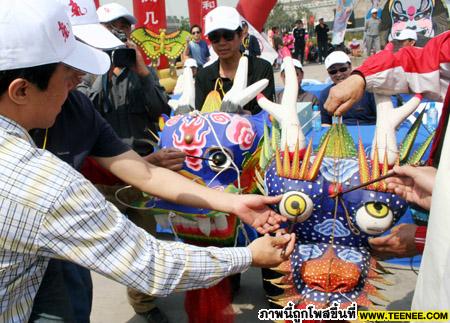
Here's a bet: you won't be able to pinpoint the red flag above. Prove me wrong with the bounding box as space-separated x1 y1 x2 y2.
236 0 276 32
132 0 168 68
93 0 99 9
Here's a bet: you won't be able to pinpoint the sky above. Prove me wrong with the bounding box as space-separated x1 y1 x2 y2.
100 0 239 17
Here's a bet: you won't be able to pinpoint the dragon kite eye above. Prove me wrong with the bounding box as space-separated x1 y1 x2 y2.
355 202 393 235
206 148 233 172
365 202 389 218
279 191 313 222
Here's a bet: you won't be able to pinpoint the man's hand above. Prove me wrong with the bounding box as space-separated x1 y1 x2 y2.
144 148 186 171
369 223 419 259
231 195 286 234
385 165 436 210
249 233 295 267
324 74 365 116
126 41 150 78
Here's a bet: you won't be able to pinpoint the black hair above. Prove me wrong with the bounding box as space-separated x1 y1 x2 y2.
0 63 58 97
295 20 303 24
190 24 202 33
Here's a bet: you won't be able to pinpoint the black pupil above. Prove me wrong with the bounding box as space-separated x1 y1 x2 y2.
291 201 300 209
212 153 227 166
373 202 383 211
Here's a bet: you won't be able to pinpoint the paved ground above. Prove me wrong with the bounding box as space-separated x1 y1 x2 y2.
90 57 419 323
91 262 418 323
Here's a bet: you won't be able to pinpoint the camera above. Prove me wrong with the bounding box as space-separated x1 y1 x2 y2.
110 48 136 68
105 29 136 68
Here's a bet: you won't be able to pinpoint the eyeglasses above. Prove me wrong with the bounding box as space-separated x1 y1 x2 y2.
328 66 349 75
192 31 201 35
208 29 236 44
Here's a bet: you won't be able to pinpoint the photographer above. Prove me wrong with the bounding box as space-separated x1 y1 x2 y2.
90 3 171 157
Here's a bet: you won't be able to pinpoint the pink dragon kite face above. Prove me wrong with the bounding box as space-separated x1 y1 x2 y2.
390 0 434 38
150 112 263 246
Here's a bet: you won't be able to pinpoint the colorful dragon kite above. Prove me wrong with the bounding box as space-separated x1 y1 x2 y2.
253 56 434 314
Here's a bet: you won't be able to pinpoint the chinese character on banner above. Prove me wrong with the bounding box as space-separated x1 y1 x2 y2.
200 0 217 32
132 0 167 67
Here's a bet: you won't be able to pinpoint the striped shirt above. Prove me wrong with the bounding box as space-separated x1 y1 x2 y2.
0 115 251 322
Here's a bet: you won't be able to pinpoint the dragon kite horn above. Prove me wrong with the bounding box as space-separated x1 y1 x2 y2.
168 66 196 115
220 56 269 113
371 93 422 165
257 56 305 152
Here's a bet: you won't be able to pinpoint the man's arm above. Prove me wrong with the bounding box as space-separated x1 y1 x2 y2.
324 32 450 116
36 173 294 297
94 150 285 233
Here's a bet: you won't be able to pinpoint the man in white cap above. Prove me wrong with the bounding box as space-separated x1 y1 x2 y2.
276 59 319 106
28 1 177 322
396 28 417 47
96 2 137 40
365 8 381 55
319 51 376 125
0 1 296 322
88 2 171 158
195 6 275 114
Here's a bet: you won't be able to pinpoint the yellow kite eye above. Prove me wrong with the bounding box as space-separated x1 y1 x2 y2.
355 202 393 235
279 192 313 222
365 202 389 218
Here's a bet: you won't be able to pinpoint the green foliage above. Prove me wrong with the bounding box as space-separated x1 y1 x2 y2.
265 3 312 31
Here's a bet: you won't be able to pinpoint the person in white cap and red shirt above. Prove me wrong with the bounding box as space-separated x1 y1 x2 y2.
195 6 275 114
0 1 297 322
276 58 319 106
365 8 381 55
318 51 376 125
396 28 417 47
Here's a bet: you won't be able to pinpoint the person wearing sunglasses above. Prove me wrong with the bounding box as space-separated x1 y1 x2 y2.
318 51 376 126
184 24 210 68
195 6 275 114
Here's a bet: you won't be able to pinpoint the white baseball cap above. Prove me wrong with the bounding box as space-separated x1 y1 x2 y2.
97 3 137 25
58 0 123 49
396 29 417 41
371 8 378 14
183 58 198 68
204 6 241 36
324 51 351 69
0 0 110 74
281 59 303 72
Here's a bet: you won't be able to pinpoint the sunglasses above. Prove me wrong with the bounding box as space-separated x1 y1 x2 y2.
328 66 349 75
208 30 236 43
192 31 201 35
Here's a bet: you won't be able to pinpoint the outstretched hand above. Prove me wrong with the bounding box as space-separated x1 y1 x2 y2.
369 223 419 259
249 233 296 267
385 165 436 210
324 74 365 116
231 195 286 234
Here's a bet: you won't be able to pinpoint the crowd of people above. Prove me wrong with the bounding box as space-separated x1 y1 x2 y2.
0 0 449 322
